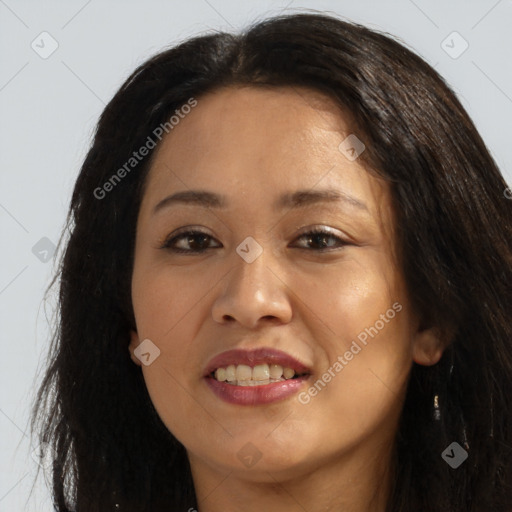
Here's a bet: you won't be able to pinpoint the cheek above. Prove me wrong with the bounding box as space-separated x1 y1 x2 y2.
131 265 213 437
292 252 407 342
292 253 413 403
132 263 207 341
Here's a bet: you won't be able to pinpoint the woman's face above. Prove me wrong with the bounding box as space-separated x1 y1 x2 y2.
129 86 444 483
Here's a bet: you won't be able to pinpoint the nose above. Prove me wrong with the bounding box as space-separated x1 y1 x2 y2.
211 248 293 329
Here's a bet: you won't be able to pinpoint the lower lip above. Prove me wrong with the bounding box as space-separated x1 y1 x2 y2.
205 375 310 405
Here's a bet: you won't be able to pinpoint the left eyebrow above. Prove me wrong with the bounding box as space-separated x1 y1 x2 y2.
152 190 227 215
152 188 369 216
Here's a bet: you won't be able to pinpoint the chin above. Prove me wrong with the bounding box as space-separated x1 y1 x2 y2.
209 439 314 478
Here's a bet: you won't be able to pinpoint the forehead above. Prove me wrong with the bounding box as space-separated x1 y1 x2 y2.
151 86 353 171
140 86 391 227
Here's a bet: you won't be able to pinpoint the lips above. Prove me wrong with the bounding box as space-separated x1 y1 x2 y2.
203 347 312 405
203 347 311 378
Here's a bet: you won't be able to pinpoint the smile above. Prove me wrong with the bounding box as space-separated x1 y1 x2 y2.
211 363 307 386
204 347 312 405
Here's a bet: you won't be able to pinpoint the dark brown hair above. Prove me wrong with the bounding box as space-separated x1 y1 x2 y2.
31 11 512 511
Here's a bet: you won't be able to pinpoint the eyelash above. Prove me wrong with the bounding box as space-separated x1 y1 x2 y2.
160 227 349 254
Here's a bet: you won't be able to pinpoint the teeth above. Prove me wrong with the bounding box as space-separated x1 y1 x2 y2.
235 378 280 386
252 364 270 381
215 367 227 382
212 363 301 385
236 364 252 381
269 364 283 379
225 364 236 381
283 367 295 379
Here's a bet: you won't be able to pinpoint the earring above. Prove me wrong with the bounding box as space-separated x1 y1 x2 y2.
448 350 470 451
431 354 448 422
460 408 470 451
433 394 441 421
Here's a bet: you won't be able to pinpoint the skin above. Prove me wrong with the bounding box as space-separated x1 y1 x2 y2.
129 86 446 512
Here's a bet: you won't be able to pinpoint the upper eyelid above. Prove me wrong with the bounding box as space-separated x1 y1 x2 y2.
167 224 344 236
165 225 344 240
162 226 348 250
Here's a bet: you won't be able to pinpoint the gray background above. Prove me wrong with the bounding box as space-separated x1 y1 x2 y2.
1 0 511 509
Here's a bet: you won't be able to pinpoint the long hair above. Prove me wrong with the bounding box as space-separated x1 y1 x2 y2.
30 11 512 511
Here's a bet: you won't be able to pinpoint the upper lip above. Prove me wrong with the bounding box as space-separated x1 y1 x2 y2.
203 347 311 377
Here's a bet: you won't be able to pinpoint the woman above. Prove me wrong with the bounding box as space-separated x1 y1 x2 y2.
31 11 512 512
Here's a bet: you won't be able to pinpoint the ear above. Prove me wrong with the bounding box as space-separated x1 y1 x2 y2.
129 330 142 366
412 325 452 366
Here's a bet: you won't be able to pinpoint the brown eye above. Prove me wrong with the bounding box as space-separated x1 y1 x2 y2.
161 230 221 254
292 228 348 251
160 227 348 254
